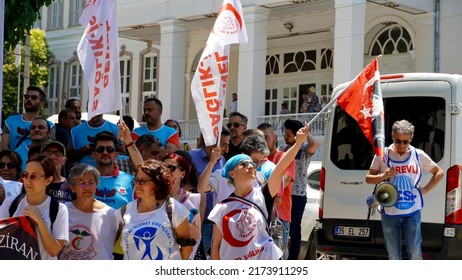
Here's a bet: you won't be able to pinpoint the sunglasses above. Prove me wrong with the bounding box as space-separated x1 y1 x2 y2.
0 162 16 169
78 181 96 188
20 173 45 181
394 139 410 145
43 151 64 157
167 164 182 172
240 161 257 169
226 122 244 129
24 94 39 100
133 177 153 186
95 146 116 154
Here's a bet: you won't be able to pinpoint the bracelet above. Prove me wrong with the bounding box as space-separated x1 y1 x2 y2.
125 142 135 148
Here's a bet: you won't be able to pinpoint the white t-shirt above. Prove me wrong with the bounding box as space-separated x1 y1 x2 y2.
116 198 189 260
59 202 118 260
0 195 69 260
208 187 282 260
0 177 22 200
179 191 201 259
209 169 260 204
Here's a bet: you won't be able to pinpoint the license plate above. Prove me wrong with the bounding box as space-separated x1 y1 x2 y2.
334 226 370 237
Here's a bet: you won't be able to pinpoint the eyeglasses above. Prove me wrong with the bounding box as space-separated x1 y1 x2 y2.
239 161 257 169
226 122 244 129
78 181 96 188
0 162 16 169
20 173 45 181
43 151 64 157
253 158 267 167
167 164 183 173
95 146 116 154
133 177 153 186
394 139 410 145
24 94 39 100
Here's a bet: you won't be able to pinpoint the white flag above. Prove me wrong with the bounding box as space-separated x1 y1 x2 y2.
77 0 121 119
191 0 248 146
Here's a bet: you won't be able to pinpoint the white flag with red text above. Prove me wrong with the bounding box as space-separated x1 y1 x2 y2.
191 0 248 146
77 0 121 119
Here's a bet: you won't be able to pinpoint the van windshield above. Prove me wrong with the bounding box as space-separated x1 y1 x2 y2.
330 96 445 170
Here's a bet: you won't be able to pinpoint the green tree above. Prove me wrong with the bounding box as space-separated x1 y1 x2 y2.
2 29 53 116
4 0 54 51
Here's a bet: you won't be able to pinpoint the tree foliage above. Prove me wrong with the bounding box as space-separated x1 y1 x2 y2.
3 29 52 116
4 0 54 51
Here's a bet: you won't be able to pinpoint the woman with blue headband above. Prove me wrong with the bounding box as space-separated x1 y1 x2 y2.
208 123 311 260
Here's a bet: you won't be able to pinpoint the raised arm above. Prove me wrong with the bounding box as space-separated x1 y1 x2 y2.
118 121 143 168
267 123 310 197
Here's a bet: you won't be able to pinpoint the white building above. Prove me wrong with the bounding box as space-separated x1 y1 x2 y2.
41 0 462 143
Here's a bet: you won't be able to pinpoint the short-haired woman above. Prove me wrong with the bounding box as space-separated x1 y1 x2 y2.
59 164 119 260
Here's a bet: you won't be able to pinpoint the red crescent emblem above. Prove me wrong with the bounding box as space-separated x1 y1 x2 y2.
222 209 254 247
220 3 243 30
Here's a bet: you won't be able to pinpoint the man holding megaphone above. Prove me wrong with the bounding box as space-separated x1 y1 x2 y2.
366 120 444 260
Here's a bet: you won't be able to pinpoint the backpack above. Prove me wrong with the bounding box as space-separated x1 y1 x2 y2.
9 193 60 231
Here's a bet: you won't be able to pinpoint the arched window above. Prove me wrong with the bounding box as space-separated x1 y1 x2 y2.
370 24 413 55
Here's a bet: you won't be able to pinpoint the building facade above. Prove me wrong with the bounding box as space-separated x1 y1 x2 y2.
41 0 462 137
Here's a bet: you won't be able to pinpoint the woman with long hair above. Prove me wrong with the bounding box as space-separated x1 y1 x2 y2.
116 159 193 260
163 152 204 259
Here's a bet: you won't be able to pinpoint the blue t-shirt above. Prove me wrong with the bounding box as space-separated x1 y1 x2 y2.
95 167 134 210
14 144 29 172
5 114 54 150
70 120 119 166
133 125 178 147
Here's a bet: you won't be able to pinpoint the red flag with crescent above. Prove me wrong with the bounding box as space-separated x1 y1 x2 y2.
337 57 385 158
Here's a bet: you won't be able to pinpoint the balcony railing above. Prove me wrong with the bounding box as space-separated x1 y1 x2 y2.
177 112 329 142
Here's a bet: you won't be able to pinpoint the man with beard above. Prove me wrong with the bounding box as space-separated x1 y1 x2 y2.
92 131 134 210
133 98 179 159
66 114 123 167
65 99 83 125
2 86 53 151
223 112 248 161
14 117 52 171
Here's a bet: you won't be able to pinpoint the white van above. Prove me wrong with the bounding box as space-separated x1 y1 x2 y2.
306 73 462 260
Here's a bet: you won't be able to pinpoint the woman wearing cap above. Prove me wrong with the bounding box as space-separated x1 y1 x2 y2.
208 123 311 260
59 164 119 260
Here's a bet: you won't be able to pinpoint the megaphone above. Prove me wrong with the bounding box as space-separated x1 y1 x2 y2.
374 182 398 207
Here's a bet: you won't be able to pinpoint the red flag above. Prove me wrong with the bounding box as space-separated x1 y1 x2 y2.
337 57 385 158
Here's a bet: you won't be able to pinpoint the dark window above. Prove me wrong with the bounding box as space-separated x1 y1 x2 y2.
330 97 445 170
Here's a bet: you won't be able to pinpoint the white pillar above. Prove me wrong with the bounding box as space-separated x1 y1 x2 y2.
333 0 366 86
158 19 187 121
237 6 270 128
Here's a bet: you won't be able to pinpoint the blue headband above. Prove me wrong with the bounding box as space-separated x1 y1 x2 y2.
222 154 252 181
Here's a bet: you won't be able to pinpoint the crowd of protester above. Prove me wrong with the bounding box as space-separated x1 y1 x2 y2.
0 86 319 260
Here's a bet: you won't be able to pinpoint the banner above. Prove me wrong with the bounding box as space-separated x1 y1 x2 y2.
337 57 385 158
0 216 41 260
77 0 122 119
191 0 248 146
